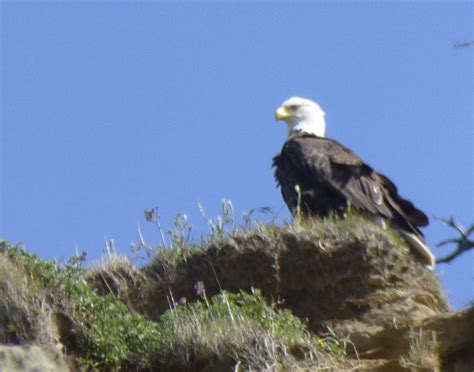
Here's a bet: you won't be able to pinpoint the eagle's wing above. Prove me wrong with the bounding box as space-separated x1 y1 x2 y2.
373 173 429 227
281 135 428 230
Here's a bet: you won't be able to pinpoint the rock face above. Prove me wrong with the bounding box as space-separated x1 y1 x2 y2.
0 345 68 372
422 307 474 372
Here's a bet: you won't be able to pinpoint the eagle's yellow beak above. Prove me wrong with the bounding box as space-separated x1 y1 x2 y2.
275 106 291 122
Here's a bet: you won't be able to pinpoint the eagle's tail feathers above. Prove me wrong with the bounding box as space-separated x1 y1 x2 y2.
398 230 436 270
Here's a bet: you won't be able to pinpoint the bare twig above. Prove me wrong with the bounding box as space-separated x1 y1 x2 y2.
436 217 474 264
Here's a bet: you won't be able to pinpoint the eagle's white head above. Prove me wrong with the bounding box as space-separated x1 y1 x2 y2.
275 96 326 137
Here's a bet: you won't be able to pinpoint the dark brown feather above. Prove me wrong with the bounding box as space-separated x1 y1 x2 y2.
273 132 429 237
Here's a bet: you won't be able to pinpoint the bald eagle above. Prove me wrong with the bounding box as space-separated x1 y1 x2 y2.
273 97 435 269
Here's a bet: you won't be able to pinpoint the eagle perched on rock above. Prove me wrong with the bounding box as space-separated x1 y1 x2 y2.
273 97 435 269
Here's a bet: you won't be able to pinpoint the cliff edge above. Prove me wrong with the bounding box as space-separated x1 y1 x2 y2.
1 217 472 370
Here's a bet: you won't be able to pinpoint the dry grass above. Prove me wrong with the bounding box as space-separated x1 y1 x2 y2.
0 249 59 350
85 254 150 313
400 329 440 370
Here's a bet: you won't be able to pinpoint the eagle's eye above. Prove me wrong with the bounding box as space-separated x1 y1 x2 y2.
288 105 299 111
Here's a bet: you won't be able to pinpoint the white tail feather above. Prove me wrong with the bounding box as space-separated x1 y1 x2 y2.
398 230 436 270
363 214 435 270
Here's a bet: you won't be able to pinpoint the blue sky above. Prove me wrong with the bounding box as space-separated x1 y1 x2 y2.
1 1 472 308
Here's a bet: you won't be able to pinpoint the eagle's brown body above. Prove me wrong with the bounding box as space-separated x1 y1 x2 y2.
273 132 429 239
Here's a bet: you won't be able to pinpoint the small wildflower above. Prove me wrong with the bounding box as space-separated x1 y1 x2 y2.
178 297 187 306
144 208 158 223
80 250 88 262
194 281 206 296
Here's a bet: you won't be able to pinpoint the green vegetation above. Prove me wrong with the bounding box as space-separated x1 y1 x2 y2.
0 240 343 370
0 242 160 369
154 288 344 369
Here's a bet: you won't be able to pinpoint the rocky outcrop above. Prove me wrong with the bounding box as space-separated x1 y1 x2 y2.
3 219 473 371
110 221 469 371
0 345 69 372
